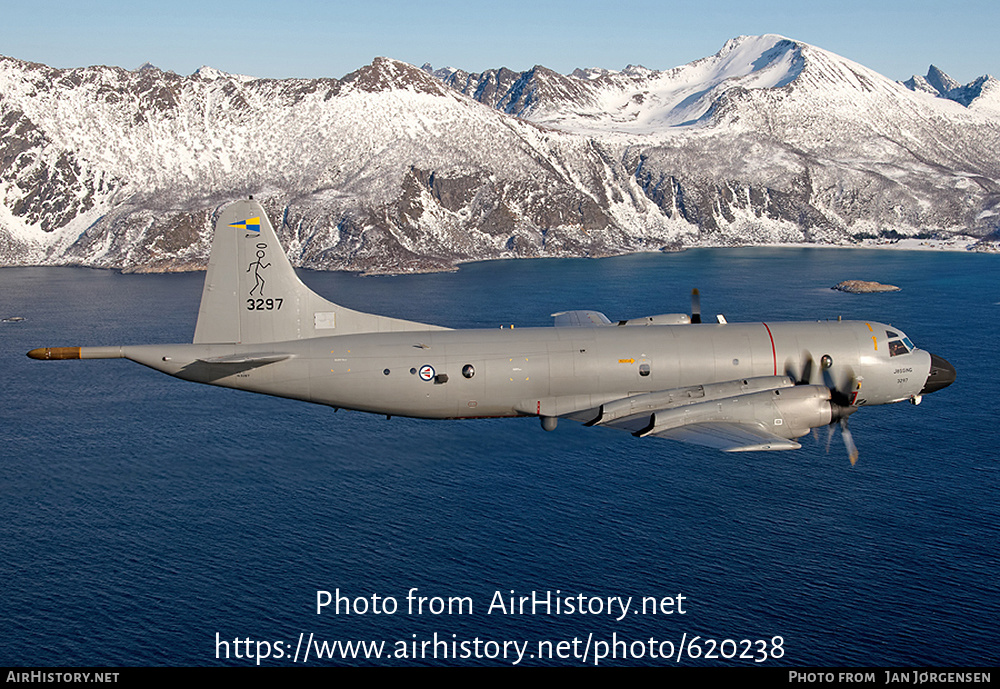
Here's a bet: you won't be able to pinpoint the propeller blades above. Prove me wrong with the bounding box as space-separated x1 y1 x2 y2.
788 350 861 465
801 356 815 385
840 418 859 466
824 417 859 466
824 362 856 408
785 352 815 385
690 289 701 324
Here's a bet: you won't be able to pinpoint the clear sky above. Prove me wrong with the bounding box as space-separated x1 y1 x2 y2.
2 0 996 84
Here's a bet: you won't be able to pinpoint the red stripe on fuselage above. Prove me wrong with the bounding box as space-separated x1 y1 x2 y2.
762 322 777 376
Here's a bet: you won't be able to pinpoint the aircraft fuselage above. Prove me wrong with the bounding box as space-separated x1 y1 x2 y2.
121 318 928 421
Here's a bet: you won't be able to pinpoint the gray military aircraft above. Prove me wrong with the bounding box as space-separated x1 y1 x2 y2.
28 199 955 464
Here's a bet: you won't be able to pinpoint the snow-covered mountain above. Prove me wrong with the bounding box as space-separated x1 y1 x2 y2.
432 35 809 133
2 35 998 273
903 65 1000 115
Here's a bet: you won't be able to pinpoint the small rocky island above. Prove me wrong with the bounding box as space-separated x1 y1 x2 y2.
832 280 901 293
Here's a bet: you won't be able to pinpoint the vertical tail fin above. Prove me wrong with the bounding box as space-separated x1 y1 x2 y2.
193 199 444 344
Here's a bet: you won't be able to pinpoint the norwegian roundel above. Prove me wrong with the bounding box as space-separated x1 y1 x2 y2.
418 364 436 382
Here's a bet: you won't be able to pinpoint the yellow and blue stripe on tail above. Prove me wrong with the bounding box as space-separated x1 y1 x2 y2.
228 216 261 232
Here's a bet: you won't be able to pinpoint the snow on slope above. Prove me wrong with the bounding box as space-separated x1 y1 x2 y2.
432 35 1000 245
0 55 690 271
0 57 544 204
530 35 806 134
451 34 998 141
2 35 999 273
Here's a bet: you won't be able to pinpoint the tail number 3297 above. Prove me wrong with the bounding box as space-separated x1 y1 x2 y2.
247 298 283 311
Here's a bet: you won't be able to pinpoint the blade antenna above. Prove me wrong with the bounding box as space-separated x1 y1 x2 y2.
690 289 701 324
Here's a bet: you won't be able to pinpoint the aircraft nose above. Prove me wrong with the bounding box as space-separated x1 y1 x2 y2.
920 353 956 395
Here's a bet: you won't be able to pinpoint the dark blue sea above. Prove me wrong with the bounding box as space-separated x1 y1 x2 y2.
1 247 997 666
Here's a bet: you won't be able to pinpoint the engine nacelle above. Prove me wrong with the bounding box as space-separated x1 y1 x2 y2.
638 385 838 440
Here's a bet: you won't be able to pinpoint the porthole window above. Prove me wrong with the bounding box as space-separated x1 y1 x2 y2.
383 368 390 376
462 364 476 379
639 363 651 377
409 368 417 375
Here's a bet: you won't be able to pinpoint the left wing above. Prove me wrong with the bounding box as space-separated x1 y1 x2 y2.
563 376 837 452
645 422 801 452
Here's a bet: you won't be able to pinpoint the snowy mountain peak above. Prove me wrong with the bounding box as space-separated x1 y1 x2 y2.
193 65 226 80
926 65 962 95
902 65 1000 113
342 56 448 95
962 74 1000 114
718 33 794 57
621 64 653 77
903 73 936 94
684 34 804 89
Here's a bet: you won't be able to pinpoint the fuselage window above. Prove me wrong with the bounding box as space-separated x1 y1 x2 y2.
462 364 475 379
639 363 651 377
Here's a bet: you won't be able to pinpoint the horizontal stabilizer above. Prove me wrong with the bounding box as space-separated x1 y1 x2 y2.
196 353 292 365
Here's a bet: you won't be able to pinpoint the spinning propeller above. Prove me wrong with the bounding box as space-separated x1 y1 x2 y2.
786 351 861 465
692 289 862 465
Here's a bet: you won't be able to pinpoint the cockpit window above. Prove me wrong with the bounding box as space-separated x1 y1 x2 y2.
902 337 915 351
888 339 909 357
886 330 899 338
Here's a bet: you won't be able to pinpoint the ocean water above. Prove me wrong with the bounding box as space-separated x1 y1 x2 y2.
1 247 997 666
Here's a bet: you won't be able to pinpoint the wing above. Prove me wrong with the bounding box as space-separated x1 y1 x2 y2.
647 422 801 452
563 376 834 453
